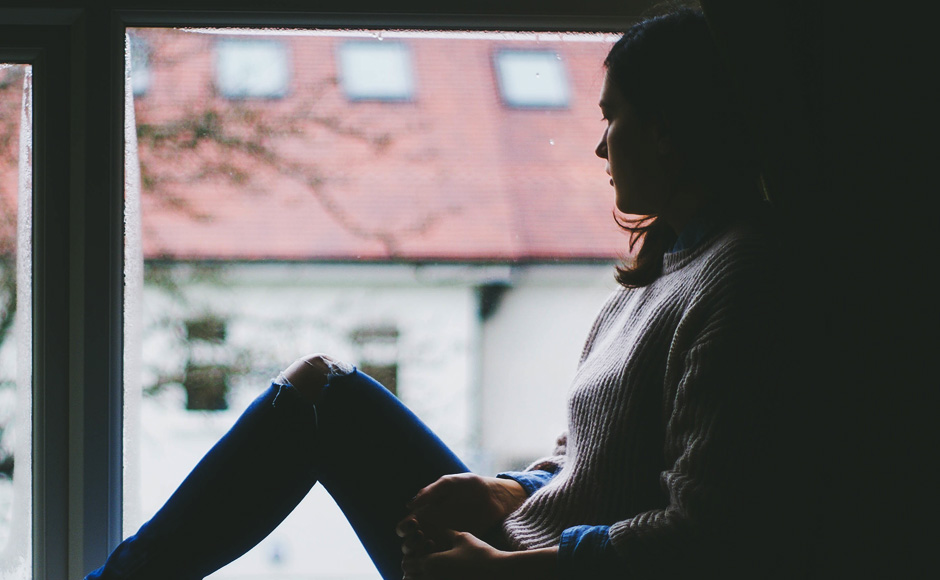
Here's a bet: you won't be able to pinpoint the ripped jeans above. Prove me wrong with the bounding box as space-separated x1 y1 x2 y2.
84 366 469 580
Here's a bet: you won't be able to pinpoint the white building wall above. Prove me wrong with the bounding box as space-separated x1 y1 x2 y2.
479 264 617 473
130 262 497 579
128 261 616 579
135 263 496 464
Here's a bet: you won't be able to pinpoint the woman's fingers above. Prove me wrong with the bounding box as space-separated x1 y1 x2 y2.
407 478 447 511
401 532 422 555
401 554 422 578
408 472 473 510
395 515 419 538
397 514 442 558
403 530 490 580
402 531 458 579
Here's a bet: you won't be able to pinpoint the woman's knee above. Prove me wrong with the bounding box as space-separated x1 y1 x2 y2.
281 353 353 404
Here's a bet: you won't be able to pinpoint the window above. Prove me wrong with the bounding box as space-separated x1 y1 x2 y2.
215 38 290 99
351 326 400 396
182 315 232 411
338 41 415 101
123 27 618 579
494 49 570 108
0 7 634 577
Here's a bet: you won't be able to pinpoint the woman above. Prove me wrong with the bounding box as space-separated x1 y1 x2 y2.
87 9 790 580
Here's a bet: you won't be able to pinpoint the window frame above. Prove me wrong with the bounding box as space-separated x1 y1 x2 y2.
0 15 102 580
2 3 643 578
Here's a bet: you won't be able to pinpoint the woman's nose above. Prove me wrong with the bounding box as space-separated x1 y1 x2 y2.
595 131 608 159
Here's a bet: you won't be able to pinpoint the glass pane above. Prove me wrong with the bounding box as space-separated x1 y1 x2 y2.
125 29 618 579
0 62 32 578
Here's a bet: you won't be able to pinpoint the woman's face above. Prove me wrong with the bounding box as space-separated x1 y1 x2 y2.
595 74 669 215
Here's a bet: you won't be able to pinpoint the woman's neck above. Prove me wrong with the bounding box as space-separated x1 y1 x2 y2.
660 181 713 236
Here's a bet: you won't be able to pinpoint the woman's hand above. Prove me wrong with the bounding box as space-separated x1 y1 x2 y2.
401 529 502 580
401 529 561 580
396 473 527 552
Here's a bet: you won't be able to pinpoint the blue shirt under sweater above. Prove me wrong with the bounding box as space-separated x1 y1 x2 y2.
495 209 724 577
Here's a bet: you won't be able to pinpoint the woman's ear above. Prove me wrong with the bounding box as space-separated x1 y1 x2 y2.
649 113 673 155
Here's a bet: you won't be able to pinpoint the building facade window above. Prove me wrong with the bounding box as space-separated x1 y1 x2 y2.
338 41 415 102
350 325 400 396
182 314 231 411
493 49 570 109
215 38 290 99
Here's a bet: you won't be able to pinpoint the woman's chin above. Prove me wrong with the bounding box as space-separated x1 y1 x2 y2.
615 199 636 215
615 196 654 217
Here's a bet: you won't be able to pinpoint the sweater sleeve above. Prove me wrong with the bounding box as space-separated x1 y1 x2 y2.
563 244 780 578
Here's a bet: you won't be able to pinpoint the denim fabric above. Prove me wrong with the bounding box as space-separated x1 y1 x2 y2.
85 368 469 580
495 469 557 496
558 524 620 579
668 206 723 253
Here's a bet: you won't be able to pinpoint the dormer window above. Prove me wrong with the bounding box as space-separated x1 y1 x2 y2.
215 38 290 99
494 49 570 109
338 41 415 102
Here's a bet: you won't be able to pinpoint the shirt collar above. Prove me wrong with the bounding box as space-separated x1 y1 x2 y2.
668 207 722 254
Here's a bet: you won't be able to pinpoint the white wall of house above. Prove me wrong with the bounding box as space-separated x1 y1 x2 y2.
127 260 617 579
479 264 617 473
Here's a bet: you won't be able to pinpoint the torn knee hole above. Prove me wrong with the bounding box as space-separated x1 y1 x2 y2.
283 353 353 392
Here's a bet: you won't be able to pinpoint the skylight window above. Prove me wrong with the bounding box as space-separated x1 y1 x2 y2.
494 49 570 108
215 38 290 99
338 41 415 101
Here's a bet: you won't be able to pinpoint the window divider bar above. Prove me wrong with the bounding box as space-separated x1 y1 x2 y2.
70 9 128 577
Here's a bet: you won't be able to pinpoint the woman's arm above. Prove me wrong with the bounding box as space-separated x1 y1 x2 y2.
402 530 560 580
495 546 560 579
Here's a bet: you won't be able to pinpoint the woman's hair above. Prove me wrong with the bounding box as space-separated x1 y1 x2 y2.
605 8 763 288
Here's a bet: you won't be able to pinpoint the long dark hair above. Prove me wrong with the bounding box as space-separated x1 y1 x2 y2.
605 9 763 288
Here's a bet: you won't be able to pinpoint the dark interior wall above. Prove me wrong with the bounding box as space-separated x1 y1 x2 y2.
704 3 928 576
702 0 831 570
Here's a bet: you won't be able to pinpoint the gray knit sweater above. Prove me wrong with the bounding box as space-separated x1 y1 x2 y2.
500 217 782 575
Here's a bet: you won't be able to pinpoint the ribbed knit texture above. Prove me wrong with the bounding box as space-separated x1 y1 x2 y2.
499 217 783 574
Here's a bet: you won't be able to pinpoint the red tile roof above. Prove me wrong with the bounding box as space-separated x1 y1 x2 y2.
3 31 636 263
